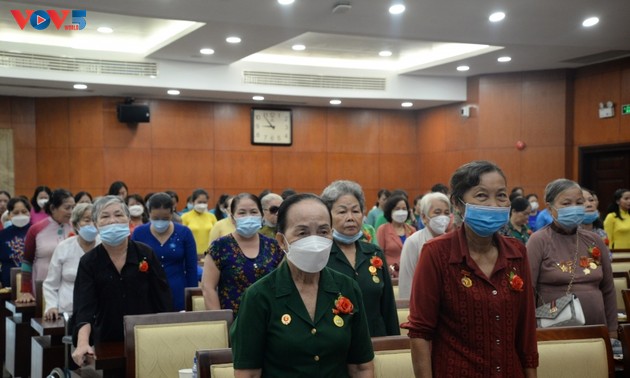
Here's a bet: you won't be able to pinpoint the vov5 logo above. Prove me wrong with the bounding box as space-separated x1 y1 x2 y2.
10 9 87 30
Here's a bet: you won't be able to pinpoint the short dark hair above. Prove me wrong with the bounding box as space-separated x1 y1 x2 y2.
430 183 449 195
281 188 297 200
230 193 262 215
191 189 209 203
608 188 630 220
509 192 523 202
0 190 10 200
214 194 231 221
107 181 128 196
30 185 52 211
510 197 531 215
74 191 93 204
165 190 179 203
276 193 331 234
377 189 391 199
46 189 73 215
449 161 506 204
525 193 538 202
383 194 410 223
148 192 174 213
7 196 30 212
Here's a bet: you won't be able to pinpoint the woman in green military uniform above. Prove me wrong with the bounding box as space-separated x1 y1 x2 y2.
321 180 400 337
231 193 374 377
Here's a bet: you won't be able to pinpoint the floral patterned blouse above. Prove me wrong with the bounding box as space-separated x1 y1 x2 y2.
208 233 283 315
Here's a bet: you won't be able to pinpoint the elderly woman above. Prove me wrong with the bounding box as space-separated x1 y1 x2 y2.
202 193 282 316
499 197 532 245
398 192 451 300
72 195 171 366
321 180 399 337
259 193 283 238
30 185 52 225
0 197 32 287
182 188 218 257
604 188 630 250
376 194 416 277
131 193 197 311
18 189 75 303
528 179 616 338
231 193 374 377
405 160 538 377
43 203 100 320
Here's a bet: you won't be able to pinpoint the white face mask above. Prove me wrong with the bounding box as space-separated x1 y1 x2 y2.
530 201 539 211
194 203 208 213
37 198 49 208
11 214 30 228
392 209 408 223
428 215 450 235
128 205 144 217
283 235 333 273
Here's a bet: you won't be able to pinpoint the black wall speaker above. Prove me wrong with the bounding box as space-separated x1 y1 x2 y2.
117 104 150 123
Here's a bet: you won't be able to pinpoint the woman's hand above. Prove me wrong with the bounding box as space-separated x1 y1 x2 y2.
44 307 59 321
72 343 96 366
16 292 35 303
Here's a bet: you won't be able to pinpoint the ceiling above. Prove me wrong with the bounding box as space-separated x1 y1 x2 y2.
0 0 629 109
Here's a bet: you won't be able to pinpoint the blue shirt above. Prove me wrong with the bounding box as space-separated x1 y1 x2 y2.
131 223 198 311
534 209 553 231
0 223 31 287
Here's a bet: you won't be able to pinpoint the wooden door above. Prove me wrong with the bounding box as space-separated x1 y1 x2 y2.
580 144 630 216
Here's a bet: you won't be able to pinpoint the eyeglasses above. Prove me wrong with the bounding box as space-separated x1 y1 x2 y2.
266 206 279 215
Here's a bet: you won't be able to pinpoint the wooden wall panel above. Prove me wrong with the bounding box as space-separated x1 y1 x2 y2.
293 108 327 153
10 98 36 150
213 104 253 151
521 74 567 147
272 152 327 190
478 77 522 149
102 104 152 149
619 65 630 139
327 109 379 154
150 100 214 149
36 148 71 189
151 149 211 191
103 148 152 194
416 110 447 153
69 97 104 148
377 154 419 193
378 111 417 154
35 98 69 149
326 153 379 190
214 151 273 189
69 148 104 192
444 105 479 151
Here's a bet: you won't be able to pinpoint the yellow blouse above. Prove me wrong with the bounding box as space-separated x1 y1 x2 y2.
182 210 218 256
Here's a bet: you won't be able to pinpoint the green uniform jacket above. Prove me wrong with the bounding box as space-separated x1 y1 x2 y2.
231 262 374 377
327 241 400 337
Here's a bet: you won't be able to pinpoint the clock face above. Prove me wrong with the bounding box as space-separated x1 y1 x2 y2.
251 109 292 146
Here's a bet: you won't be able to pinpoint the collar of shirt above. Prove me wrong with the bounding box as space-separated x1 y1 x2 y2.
447 226 523 272
330 240 373 268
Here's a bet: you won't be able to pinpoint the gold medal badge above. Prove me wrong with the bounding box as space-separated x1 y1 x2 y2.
372 275 380 283
281 314 291 325
461 270 473 288
333 315 344 327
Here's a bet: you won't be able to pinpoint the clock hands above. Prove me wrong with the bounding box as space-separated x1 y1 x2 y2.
263 114 275 129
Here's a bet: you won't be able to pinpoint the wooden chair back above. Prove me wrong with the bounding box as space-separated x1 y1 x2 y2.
371 335 413 378
395 299 409 336
613 271 630 313
35 280 44 318
536 325 614 378
196 348 233 378
10 267 21 300
618 323 630 374
124 310 233 378
184 287 204 312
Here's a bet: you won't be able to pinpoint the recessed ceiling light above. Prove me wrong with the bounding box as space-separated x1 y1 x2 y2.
389 4 406 15
97 26 113 34
330 99 342 105
278 0 295 4
497 56 512 63
149 75 157 79
401 102 413 108
379 50 392 57
457 65 470 72
226 36 241 44
73 84 87 90
489 12 505 22
167 89 180 96
253 95 265 101
582 17 599 27
292 44 306 51
200 48 215 55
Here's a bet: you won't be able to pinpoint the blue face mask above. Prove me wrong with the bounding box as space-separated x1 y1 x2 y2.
554 205 585 229
98 223 130 246
463 203 510 237
235 216 262 238
332 229 363 245
78 225 98 243
582 211 600 225
151 219 171 233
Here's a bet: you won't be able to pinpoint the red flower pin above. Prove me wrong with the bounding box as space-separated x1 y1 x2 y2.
139 259 149 273
508 271 524 292
370 256 383 269
590 246 601 260
332 294 354 315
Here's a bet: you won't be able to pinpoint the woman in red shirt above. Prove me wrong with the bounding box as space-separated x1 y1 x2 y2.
405 160 538 378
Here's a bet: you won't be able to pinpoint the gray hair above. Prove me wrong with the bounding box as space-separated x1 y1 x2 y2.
261 193 283 208
419 192 450 217
544 179 581 205
71 203 93 229
321 180 366 212
92 195 130 223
